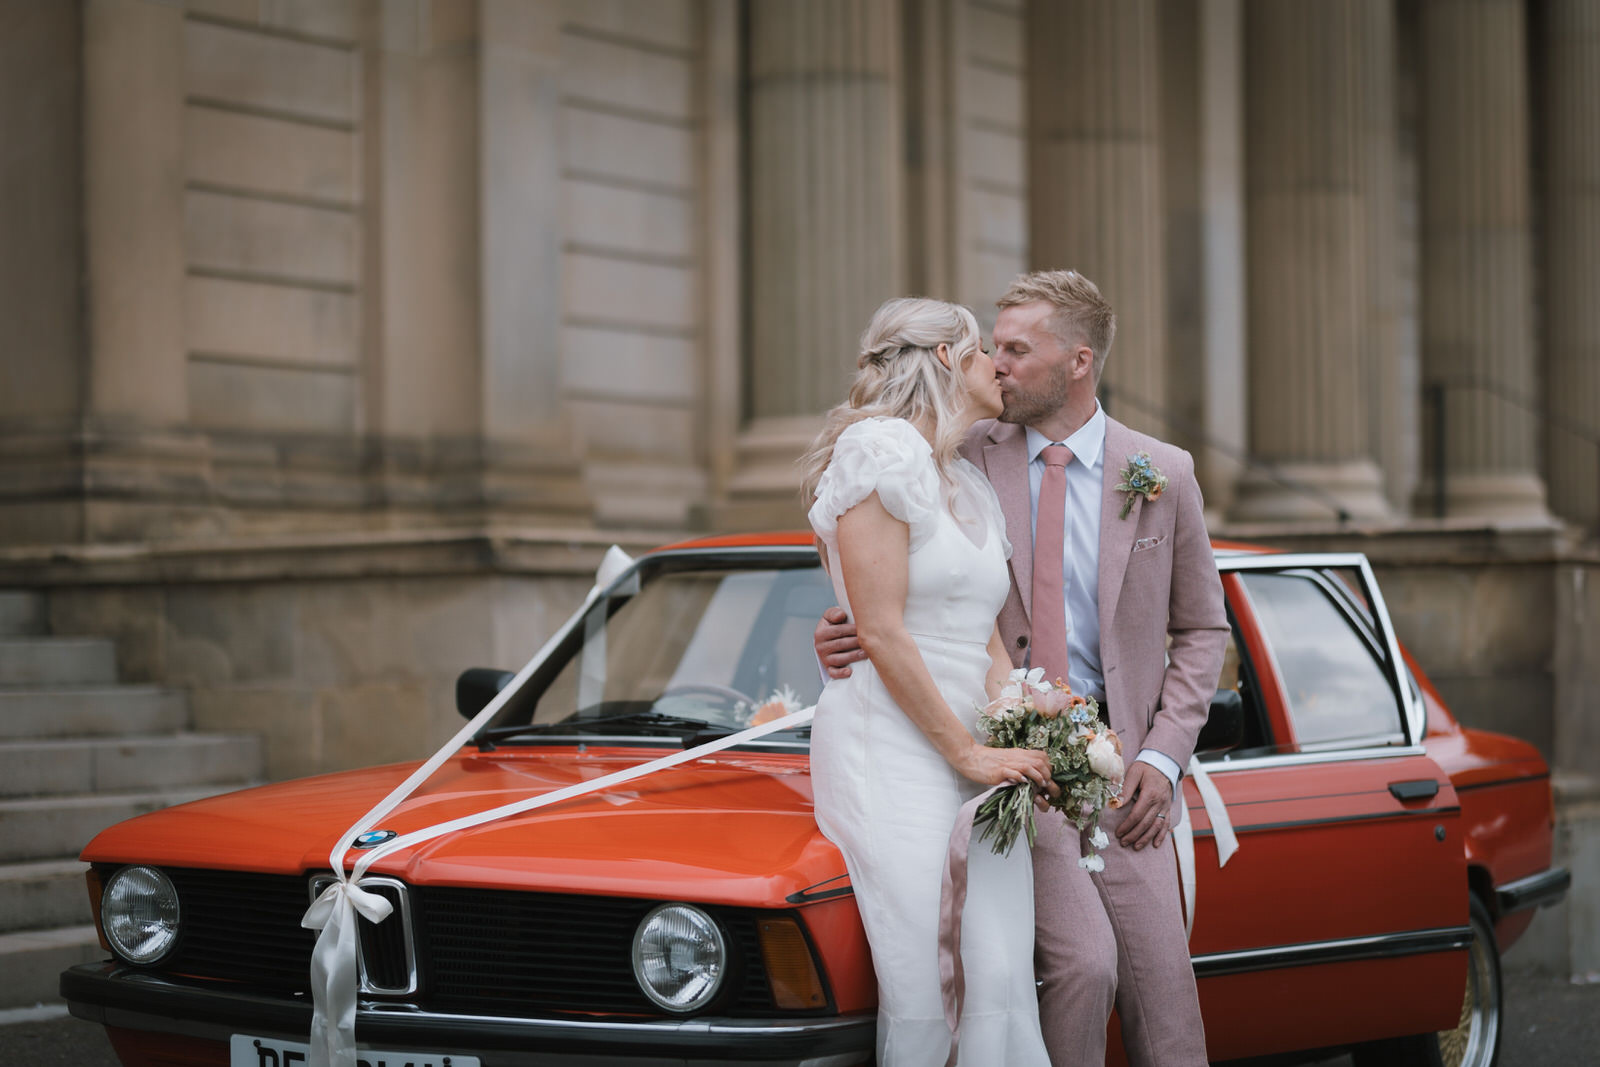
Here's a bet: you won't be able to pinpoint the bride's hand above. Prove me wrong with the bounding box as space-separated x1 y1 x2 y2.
952 743 1056 794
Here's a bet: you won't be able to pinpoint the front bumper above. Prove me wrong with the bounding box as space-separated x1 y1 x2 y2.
62 963 874 1067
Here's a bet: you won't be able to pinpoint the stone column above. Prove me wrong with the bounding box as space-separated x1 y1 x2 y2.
1196 0 1247 517
1027 0 1166 435
475 0 587 516
745 0 905 419
1541 1 1600 530
1415 0 1549 521
82 0 188 429
1361 0 1415 512
0 0 87 543
365 0 585 521
368 0 481 445
1229 0 1392 523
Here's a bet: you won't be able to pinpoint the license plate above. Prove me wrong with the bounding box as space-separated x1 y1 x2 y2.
230 1034 480 1067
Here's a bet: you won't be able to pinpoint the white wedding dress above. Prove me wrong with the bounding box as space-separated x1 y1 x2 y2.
808 417 1050 1067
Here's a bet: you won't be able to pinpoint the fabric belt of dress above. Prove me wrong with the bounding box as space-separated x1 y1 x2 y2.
938 784 1005 1067
1030 444 1073 686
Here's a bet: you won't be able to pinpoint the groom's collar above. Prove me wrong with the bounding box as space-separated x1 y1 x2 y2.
1024 399 1106 468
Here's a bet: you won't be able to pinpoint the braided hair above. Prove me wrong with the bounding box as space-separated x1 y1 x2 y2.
801 297 985 514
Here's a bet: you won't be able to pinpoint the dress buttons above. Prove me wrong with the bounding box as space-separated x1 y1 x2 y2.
1016 635 1028 648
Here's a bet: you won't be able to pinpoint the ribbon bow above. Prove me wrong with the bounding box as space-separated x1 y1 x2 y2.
301 878 396 1067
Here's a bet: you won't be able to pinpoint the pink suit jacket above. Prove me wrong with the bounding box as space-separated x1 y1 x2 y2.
961 417 1229 794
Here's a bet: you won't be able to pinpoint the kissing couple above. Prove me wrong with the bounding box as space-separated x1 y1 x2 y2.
802 269 1227 1065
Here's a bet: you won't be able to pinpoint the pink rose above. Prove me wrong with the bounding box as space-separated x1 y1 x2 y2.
1033 686 1075 719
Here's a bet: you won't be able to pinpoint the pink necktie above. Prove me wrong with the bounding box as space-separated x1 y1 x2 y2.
1030 444 1073 685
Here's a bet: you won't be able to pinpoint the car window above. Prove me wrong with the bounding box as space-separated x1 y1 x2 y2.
1193 605 1275 763
527 564 831 731
1238 570 1406 752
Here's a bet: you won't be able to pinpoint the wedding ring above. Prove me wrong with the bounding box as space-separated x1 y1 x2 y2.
1155 813 1166 820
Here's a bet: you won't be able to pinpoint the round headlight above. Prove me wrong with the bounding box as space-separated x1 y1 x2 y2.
631 903 727 1013
101 866 180 965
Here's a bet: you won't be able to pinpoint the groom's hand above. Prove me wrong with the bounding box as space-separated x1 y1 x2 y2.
814 606 866 679
1116 761 1174 851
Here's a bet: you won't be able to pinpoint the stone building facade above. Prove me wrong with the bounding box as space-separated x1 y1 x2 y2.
1 0 1597 976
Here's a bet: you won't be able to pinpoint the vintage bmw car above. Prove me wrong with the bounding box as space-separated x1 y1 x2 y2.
62 533 1567 1067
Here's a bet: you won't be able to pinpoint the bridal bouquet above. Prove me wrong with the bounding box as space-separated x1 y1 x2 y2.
973 668 1125 867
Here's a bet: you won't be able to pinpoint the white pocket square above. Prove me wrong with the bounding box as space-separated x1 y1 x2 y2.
1132 535 1167 552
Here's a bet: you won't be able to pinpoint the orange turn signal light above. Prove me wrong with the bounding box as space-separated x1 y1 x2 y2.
757 916 827 1010
86 867 110 952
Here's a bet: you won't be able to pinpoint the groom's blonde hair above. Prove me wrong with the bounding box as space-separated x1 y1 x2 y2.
997 270 1116 382
801 297 984 511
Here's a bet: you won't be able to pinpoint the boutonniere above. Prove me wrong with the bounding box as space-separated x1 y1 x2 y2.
1114 452 1168 519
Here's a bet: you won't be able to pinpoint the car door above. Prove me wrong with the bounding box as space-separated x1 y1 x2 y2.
1188 553 1469 1062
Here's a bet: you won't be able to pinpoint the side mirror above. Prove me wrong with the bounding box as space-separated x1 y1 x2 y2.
456 668 517 720
1195 688 1244 754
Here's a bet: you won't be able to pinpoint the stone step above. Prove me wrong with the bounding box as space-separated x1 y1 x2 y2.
0 639 117 687
0 785 247 864
0 592 44 637
0 686 189 740
0 860 92 934
0 734 263 798
0 925 102 1010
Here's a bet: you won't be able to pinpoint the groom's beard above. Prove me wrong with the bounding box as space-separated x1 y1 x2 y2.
998 364 1071 426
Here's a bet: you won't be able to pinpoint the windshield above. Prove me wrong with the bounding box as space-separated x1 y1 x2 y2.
480 554 833 745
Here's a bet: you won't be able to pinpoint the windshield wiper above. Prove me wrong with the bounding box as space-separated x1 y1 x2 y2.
476 708 732 747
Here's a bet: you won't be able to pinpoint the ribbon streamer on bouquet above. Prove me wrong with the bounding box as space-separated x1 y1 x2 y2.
299 545 816 1067
1171 754 1238 939
936 784 1005 1067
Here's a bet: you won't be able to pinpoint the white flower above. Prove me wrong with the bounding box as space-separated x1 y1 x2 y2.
765 684 802 714
1085 734 1124 783
1090 827 1109 850
1003 667 1046 699
1078 853 1106 873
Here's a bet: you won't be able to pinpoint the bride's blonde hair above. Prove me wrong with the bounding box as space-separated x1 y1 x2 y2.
801 296 985 509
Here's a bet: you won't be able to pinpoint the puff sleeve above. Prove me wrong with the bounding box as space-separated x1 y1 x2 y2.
808 418 943 552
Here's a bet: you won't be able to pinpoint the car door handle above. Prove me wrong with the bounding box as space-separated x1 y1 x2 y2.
1388 779 1440 801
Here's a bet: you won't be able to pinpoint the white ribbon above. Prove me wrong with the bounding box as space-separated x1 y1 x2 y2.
1172 754 1239 939
301 880 395 1067
296 544 820 1067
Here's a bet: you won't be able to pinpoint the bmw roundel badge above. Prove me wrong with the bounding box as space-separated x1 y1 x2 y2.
352 829 398 849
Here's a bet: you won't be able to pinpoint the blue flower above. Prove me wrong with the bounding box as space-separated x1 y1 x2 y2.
1114 452 1169 519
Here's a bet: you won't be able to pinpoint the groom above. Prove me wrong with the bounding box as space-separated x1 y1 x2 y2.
816 269 1228 1066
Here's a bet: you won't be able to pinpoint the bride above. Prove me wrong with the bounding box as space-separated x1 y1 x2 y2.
801 297 1054 1066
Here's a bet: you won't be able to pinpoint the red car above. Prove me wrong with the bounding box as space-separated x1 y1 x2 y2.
61 533 1567 1067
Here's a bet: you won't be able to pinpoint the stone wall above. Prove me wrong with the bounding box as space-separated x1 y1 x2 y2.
0 530 648 781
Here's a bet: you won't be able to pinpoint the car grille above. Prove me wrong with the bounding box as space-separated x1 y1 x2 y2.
165 869 315 991
122 868 784 1017
419 886 774 1014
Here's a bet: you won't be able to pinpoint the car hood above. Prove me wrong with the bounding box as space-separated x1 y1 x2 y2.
80 745 846 907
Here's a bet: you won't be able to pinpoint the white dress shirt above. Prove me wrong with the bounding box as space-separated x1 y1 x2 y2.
1025 403 1180 791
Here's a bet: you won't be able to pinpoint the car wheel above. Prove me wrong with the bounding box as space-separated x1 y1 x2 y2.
1352 895 1501 1067
1437 895 1502 1067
